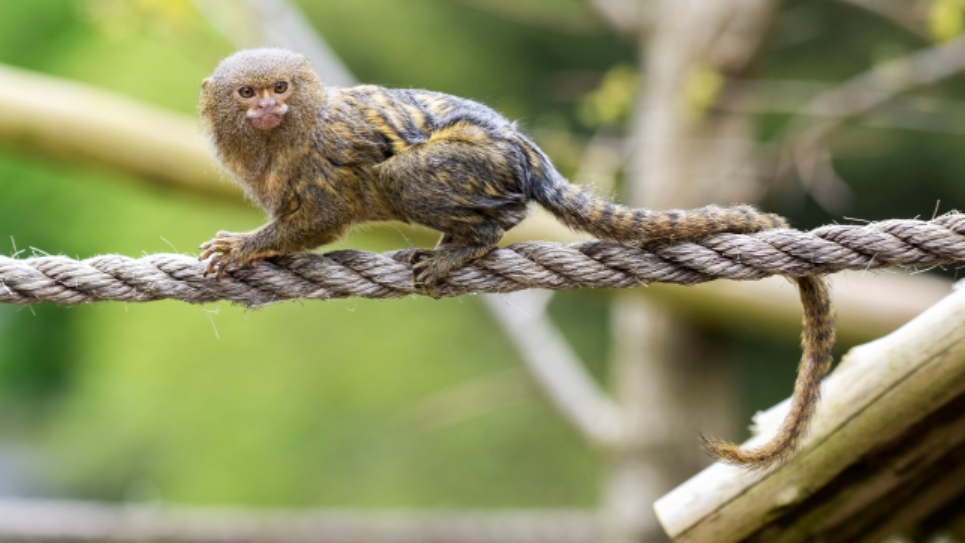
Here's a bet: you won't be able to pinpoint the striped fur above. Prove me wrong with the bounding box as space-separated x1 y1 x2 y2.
525 151 788 241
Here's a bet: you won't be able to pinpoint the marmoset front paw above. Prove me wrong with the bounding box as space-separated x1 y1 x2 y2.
199 231 271 280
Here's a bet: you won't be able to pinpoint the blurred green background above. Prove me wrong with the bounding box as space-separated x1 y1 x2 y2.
0 0 960 510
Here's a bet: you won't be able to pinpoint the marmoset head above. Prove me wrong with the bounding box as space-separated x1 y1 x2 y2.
202 48 319 130
200 48 325 173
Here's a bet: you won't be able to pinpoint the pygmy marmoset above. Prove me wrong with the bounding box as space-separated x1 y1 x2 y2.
198 48 835 469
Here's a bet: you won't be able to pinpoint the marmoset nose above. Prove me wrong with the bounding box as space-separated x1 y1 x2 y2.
258 97 278 110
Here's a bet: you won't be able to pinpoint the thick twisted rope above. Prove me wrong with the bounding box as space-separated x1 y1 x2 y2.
2 213 964 307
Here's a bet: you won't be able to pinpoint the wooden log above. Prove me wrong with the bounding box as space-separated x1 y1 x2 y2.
0 500 599 543
0 64 231 199
645 268 952 345
653 281 965 542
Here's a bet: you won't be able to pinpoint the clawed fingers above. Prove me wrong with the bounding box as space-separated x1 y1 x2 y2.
199 245 220 261
408 249 433 265
198 233 268 280
202 255 234 280
203 258 220 278
411 259 431 281
411 259 442 299
199 234 245 280
199 239 232 262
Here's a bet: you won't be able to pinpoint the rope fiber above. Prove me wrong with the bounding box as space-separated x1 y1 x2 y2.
2 213 964 307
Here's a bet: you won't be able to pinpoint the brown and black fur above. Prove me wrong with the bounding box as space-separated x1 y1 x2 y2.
198 48 835 469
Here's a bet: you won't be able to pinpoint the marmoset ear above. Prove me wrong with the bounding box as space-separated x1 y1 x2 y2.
202 78 211 90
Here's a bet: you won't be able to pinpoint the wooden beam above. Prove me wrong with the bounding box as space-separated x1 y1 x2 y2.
0 500 599 543
654 282 965 542
0 64 232 199
644 269 953 345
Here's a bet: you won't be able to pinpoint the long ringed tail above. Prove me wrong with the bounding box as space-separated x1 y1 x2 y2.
701 275 835 468
521 146 787 241
521 139 836 469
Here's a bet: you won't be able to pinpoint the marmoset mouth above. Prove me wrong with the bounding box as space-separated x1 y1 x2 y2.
247 109 286 130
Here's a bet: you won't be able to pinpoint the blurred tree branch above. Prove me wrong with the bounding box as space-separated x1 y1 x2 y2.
483 291 625 448
442 0 605 35
721 79 965 136
0 499 599 543
778 34 965 212
836 0 929 39
191 0 355 86
0 64 231 199
588 0 647 35
650 269 952 346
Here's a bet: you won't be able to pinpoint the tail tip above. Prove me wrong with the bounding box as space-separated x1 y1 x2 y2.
699 433 793 471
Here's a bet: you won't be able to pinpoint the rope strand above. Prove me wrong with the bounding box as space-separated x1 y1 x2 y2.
2 213 964 307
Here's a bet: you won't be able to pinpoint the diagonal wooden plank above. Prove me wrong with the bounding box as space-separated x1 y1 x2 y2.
655 282 965 542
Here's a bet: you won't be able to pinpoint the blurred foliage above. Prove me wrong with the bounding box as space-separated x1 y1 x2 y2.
684 64 725 121
577 64 637 128
442 0 604 36
930 0 965 42
297 0 631 127
0 0 962 510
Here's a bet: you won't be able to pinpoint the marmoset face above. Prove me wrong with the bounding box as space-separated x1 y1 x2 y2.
232 80 292 131
200 48 312 135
